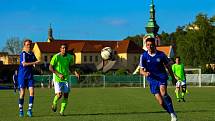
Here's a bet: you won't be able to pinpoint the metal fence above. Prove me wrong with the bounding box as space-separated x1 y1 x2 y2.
34 74 215 88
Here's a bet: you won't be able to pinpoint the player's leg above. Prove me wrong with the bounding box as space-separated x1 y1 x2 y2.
181 81 186 102
175 81 181 102
52 81 62 112
13 83 16 93
148 79 170 113
160 85 177 121
18 78 26 117
59 82 70 116
19 87 25 117
154 93 169 113
60 93 69 116
27 79 34 117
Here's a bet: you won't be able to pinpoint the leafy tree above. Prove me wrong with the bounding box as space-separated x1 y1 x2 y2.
2 37 23 55
124 34 144 47
174 13 215 70
159 31 172 45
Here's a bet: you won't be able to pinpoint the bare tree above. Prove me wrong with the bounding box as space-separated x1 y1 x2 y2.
2 37 23 55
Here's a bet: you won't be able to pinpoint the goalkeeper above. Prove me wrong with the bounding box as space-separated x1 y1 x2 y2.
172 56 187 102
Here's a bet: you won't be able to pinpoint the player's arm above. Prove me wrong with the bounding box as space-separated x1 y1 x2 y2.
21 52 40 67
69 55 80 80
12 75 15 83
140 68 150 77
163 55 177 85
49 64 64 80
139 54 150 77
49 55 64 79
183 64 186 81
172 65 180 80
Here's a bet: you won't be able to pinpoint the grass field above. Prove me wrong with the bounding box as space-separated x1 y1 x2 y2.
0 87 215 121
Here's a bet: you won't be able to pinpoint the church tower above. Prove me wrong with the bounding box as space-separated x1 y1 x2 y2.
143 0 160 50
47 24 54 42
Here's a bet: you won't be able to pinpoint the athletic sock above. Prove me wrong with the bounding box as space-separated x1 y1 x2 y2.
163 94 175 114
53 95 59 105
60 98 68 113
19 98 24 112
175 90 180 99
28 96 34 111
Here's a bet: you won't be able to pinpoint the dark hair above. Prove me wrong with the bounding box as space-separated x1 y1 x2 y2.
175 56 180 60
145 38 156 45
60 43 68 48
23 39 32 45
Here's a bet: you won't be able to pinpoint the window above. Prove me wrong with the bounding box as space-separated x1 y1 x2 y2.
44 56 48 62
84 56 87 62
95 56 98 62
90 56 93 62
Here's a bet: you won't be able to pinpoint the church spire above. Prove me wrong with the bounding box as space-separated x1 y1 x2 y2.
48 24 54 42
145 0 159 38
143 0 160 50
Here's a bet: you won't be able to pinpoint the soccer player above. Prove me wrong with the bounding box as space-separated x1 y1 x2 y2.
13 70 18 93
172 56 186 102
18 39 40 117
139 38 178 121
49 44 79 116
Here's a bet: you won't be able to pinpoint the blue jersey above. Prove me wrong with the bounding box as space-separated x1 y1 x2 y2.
139 50 169 81
18 51 37 80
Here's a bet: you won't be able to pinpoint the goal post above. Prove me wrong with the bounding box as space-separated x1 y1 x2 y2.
185 68 201 87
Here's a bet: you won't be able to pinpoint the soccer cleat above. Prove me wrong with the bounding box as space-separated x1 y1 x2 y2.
19 111 24 117
59 112 65 116
181 98 186 102
51 104 57 112
170 113 178 121
176 98 181 102
27 110 33 117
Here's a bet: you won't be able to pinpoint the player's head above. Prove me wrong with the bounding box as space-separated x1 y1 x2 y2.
60 44 68 55
146 38 156 53
175 56 180 64
23 39 32 51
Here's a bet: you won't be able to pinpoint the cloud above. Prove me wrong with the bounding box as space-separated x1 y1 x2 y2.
103 18 128 26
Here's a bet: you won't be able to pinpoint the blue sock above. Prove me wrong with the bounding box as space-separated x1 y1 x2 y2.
162 103 170 113
163 94 175 114
28 96 34 111
19 98 24 112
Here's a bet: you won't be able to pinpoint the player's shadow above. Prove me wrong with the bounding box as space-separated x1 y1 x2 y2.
64 109 214 117
61 111 166 117
34 111 165 117
35 109 213 117
176 109 214 113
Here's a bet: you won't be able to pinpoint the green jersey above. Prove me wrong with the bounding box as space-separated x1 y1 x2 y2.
50 53 74 82
172 63 185 81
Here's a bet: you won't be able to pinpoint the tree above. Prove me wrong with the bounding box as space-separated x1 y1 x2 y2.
124 34 144 47
159 31 172 45
2 37 23 55
174 13 215 69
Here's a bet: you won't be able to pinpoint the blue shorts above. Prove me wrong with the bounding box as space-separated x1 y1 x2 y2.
147 77 167 94
18 78 34 89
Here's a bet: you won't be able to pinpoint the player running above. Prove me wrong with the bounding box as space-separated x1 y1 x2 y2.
172 56 187 102
49 44 79 116
18 39 40 117
139 38 178 121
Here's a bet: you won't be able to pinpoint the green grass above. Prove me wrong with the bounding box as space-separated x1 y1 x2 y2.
0 87 215 121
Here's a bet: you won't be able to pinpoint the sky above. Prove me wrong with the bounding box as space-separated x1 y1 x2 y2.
0 0 214 50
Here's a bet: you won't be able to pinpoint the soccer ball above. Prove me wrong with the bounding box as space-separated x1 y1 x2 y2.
101 47 113 60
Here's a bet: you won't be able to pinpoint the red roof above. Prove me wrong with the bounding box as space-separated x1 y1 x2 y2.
157 46 172 57
35 40 143 54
